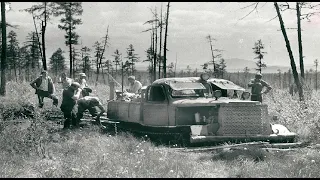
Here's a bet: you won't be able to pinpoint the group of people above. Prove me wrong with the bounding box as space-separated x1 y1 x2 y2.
30 71 143 129
29 70 270 129
30 71 105 129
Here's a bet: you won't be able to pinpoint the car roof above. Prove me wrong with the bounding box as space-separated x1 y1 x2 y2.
152 77 245 91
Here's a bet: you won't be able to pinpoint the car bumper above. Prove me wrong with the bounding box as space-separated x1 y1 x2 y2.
190 133 297 144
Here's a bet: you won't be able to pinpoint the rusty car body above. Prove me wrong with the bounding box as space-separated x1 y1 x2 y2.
106 74 297 145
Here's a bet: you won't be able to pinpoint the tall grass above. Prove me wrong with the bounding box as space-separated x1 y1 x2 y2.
1 81 320 177
265 88 320 142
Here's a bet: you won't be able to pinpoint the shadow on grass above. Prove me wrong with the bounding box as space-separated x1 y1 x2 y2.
199 147 269 163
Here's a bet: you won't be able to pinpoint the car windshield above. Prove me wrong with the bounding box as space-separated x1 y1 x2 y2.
168 82 206 98
171 89 204 97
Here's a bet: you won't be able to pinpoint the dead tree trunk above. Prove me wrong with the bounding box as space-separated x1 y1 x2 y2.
296 2 304 80
315 59 318 91
41 2 47 71
274 2 304 101
153 8 158 81
158 3 163 79
163 2 170 78
152 23 156 81
0 2 7 96
31 12 43 63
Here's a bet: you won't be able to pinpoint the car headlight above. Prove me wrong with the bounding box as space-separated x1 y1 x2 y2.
242 91 250 100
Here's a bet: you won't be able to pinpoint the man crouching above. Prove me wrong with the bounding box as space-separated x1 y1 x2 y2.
75 94 105 127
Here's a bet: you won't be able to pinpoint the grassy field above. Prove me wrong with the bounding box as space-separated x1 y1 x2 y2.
1 81 320 178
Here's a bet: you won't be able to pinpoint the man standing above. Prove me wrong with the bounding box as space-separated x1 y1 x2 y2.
74 92 105 127
248 73 272 103
60 82 82 129
126 76 142 94
58 72 73 89
30 70 58 108
78 73 88 89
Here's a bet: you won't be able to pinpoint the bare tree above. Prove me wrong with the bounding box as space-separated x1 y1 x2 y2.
206 35 223 77
163 2 170 78
0 2 7 96
95 27 110 82
274 2 304 101
315 59 318 91
296 2 304 79
23 2 57 71
239 2 306 101
158 3 164 79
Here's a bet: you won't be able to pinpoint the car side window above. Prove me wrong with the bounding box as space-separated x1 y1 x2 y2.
147 86 166 102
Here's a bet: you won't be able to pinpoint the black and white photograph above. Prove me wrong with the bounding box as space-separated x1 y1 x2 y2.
0 2 320 178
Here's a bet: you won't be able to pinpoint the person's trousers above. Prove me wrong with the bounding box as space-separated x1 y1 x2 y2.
36 90 58 107
76 105 100 124
250 94 263 103
61 105 78 129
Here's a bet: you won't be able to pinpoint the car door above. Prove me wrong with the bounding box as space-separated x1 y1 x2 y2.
141 85 169 126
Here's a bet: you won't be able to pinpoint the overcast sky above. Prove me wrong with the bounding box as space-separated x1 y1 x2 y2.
6 2 320 70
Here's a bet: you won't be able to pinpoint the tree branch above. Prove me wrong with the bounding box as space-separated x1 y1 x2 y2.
265 15 278 23
238 2 259 20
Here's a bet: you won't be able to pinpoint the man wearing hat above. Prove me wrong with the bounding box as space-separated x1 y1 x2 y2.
60 82 82 129
30 70 58 108
126 76 142 94
58 72 73 90
77 72 92 97
78 73 88 89
248 73 272 103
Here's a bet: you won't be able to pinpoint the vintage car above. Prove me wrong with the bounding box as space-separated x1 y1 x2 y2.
105 74 297 146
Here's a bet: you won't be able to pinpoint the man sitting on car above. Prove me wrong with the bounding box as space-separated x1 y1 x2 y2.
126 76 142 94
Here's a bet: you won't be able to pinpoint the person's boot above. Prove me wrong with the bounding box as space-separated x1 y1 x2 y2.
63 119 71 129
53 99 58 107
71 118 80 129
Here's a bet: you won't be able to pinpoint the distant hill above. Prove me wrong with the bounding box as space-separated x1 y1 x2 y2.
134 58 314 74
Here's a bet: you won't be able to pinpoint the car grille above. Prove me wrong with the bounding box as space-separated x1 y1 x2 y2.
217 103 269 136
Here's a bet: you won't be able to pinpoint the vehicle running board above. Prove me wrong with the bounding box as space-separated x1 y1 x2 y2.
176 141 310 153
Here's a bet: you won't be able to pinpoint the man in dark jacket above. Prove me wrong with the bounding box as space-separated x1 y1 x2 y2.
30 70 58 108
60 82 82 129
75 95 105 127
248 73 272 103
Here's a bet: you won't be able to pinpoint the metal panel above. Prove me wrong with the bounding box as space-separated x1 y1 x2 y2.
143 103 168 126
128 102 141 124
261 104 271 135
168 106 176 126
217 103 264 136
117 102 130 122
107 101 118 119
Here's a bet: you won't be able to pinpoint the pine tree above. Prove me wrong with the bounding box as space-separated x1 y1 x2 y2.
112 49 122 75
253 39 267 74
218 58 227 78
54 2 83 78
125 44 139 75
80 46 91 74
7 30 19 81
49 48 66 77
